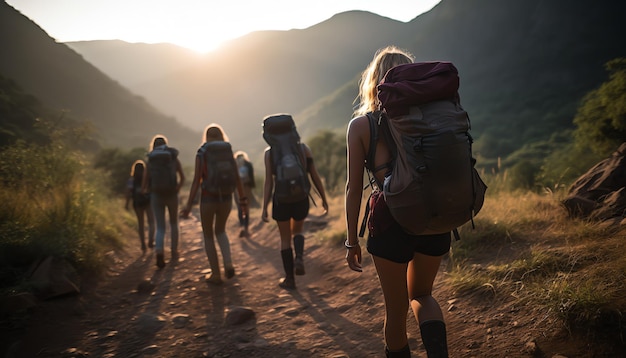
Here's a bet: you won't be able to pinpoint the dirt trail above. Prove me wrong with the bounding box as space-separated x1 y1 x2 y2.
3 202 615 357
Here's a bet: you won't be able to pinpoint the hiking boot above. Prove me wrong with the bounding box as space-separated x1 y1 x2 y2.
205 274 223 285
141 243 147 253
156 253 165 269
294 257 305 275
225 266 235 279
239 229 245 238
278 277 296 290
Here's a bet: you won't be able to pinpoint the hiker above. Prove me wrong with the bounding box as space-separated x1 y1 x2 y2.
142 135 185 269
261 114 329 290
344 46 451 358
124 160 154 252
180 124 248 285
234 150 258 238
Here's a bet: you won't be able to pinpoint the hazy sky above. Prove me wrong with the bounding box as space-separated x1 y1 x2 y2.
6 0 442 53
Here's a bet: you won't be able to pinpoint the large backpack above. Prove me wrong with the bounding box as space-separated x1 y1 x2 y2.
147 145 178 195
262 114 311 204
198 141 237 198
238 162 253 186
366 62 487 238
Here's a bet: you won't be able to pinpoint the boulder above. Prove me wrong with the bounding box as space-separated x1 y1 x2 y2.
562 143 626 221
28 256 81 300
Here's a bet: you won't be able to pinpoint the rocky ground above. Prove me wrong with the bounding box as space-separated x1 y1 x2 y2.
2 200 623 357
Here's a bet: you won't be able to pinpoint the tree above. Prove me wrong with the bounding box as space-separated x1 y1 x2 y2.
573 58 626 156
306 130 346 193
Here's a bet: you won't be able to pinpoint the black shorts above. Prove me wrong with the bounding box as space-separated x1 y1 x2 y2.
366 191 451 263
272 197 309 222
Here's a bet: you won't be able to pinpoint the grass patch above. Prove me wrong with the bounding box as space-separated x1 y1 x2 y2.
0 143 126 296
446 190 626 337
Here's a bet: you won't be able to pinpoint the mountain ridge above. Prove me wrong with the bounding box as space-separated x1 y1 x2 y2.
3 0 626 167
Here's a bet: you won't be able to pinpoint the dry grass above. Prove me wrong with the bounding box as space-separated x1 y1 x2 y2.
446 190 626 335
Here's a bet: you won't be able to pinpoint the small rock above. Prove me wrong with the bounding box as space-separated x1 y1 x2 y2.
524 340 538 354
172 313 191 328
137 279 156 294
225 306 255 325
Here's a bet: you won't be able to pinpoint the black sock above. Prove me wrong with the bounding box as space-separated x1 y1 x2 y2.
293 234 304 258
419 320 448 358
385 344 411 358
280 248 294 278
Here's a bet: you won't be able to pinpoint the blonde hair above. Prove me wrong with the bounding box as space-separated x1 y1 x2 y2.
203 123 229 143
130 159 146 177
150 134 168 151
234 150 249 161
353 46 414 117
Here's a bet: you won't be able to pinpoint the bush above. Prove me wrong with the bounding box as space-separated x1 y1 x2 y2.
0 142 125 294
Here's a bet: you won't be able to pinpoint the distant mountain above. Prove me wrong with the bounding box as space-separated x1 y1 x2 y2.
66 40 204 88
3 0 626 168
0 1 200 160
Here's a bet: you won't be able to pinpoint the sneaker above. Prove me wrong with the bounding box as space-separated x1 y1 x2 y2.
156 254 165 269
225 267 235 279
295 257 305 275
278 277 296 290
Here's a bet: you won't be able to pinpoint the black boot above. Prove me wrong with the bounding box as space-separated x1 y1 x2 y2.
419 320 448 358
279 248 296 289
293 234 305 275
385 344 411 358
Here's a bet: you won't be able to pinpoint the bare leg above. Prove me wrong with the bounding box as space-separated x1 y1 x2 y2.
200 202 222 284
277 220 295 289
146 205 155 248
214 200 234 277
408 252 448 357
133 206 146 251
372 255 410 351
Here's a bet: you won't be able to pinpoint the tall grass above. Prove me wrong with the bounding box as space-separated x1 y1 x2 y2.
0 142 125 294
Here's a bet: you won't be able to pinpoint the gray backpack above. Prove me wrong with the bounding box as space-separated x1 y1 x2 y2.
147 145 178 195
362 62 486 239
262 114 311 204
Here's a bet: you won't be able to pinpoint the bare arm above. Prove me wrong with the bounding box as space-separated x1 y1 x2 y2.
345 116 368 272
234 158 248 217
124 178 132 210
141 164 150 194
303 144 328 214
175 158 185 193
181 155 202 218
261 148 273 222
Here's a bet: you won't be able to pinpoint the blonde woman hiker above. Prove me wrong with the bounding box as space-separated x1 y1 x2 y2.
124 160 154 252
345 46 451 357
234 150 258 237
181 124 248 285
142 135 185 269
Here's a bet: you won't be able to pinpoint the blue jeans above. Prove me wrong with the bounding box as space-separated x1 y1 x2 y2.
151 192 179 255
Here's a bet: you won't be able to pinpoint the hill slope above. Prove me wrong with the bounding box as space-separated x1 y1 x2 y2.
67 0 626 167
0 2 200 159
